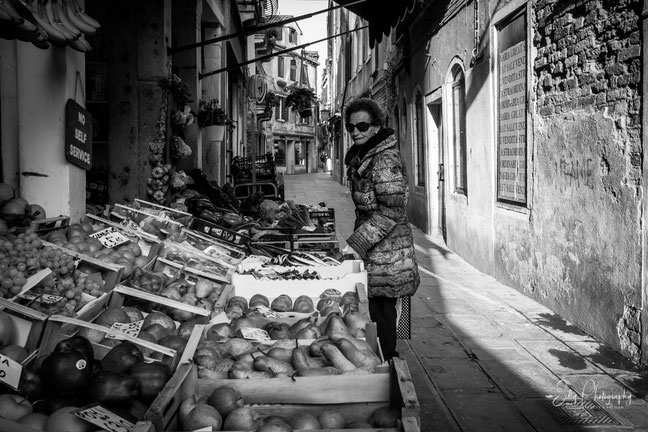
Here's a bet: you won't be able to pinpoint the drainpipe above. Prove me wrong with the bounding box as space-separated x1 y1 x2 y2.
641 0 648 365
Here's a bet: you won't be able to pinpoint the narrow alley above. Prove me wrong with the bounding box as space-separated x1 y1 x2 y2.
285 171 648 432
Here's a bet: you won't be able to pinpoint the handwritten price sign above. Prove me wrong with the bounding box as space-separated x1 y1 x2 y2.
120 218 141 232
105 320 144 339
74 404 134 432
18 292 66 305
0 354 22 389
239 327 271 341
89 227 130 248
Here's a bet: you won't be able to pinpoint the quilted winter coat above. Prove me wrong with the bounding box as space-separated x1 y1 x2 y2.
345 132 420 298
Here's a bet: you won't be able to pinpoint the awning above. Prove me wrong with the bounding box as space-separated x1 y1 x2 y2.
332 0 421 47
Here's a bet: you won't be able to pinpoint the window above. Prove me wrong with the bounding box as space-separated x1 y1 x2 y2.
290 59 297 81
451 66 467 194
289 28 297 44
414 92 426 187
496 11 527 205
278 57 285 77
275 97 288 121
275 27 283 41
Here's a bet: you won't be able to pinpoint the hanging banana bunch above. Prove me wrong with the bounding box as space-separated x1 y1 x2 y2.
0 0 100 52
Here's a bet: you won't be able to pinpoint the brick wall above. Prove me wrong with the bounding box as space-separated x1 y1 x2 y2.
534 0 641 164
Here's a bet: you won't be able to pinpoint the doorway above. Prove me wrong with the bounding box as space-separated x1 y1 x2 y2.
427 101 445 241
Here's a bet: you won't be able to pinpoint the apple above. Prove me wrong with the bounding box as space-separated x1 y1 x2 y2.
319 410 346 428
179 395 206 424
223 407 262 431
0 310 16 348
0 393 33 421
182 403 222 431
289 412 321 430
207 385 244 417
193 280 215 299
0 344 29 362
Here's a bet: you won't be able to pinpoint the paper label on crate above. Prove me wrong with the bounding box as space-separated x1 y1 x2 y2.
239 327 272 341
120 218 141 232
0 354 22 390
105 320 144 339
89 227 130 248
18 291 66 305
253 305 282 318
74 404 135 432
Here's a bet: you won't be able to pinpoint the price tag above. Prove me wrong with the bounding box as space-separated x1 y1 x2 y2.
74 404 134 432
105 320 144 339
0 354 22 389
192 428 213 432
18 291 66 305
120 218 141 232
253 305 281 318
89 227 130 248
239 327 271 341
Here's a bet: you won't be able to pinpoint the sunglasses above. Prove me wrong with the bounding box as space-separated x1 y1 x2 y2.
345 122 374 133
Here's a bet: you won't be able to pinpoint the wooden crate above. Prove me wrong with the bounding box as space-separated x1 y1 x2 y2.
0 268 113 355
141 256 228 295
39 314 178 366
136 357 420 432
85 213 163 260
159 241 233 285
109 285 213 325
176 228 247 264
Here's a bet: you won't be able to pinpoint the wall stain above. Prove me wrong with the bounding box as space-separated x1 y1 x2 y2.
535 313 589 336
548 349 588 370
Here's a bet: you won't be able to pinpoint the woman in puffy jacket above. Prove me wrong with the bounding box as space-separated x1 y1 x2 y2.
341 98 420 360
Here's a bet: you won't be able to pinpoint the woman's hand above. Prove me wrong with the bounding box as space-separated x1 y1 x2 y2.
341 244 361 259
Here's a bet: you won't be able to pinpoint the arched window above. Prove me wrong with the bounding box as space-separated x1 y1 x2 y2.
450 65 467 194
278 57 285 77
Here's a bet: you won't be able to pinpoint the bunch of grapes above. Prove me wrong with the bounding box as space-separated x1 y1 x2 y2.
0 228 106 316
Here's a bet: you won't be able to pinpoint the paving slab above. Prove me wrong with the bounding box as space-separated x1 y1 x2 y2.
440 313 504 339
419 357 496 391
409 327 470 359
498 321 557 340
462 338 536 363
441 392 536 432
480 359 563 399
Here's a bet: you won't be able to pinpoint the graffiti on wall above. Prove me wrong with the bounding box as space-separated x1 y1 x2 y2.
555 156 595 189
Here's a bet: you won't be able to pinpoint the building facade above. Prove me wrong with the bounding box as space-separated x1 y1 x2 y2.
254 16 319 175
328 0 647 364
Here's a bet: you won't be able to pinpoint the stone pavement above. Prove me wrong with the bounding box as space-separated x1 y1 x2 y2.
284 171 648 432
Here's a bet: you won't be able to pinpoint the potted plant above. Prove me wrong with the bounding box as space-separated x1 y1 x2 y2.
284 85 317 118
196 99 234 142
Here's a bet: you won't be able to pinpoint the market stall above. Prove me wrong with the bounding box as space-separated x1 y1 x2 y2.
0 182 420 431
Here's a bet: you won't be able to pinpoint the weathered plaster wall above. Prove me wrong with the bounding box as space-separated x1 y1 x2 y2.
108 0 171 204
495 0 643 360
401 1 495 267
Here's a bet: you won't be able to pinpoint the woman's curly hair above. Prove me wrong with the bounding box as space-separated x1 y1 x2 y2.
344 98 385 126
